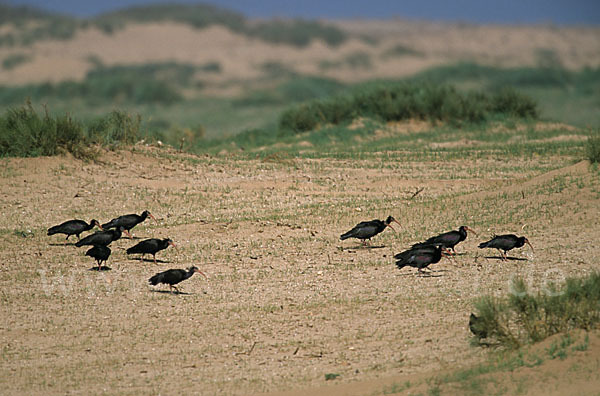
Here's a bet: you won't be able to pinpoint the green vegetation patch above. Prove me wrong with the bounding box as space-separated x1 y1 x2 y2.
471 272 600 348
279 83 537 133
0 62 208 106
0 102 140 159
2 53 31 70
586 129 600 163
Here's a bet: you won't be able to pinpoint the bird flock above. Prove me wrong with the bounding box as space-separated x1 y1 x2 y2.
339 217 533 274
47 211 204 293
48 212 533 294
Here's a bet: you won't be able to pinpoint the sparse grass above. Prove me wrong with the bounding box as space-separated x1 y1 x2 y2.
471 272 600 348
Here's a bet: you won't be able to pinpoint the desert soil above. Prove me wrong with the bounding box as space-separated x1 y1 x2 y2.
0 139 599 395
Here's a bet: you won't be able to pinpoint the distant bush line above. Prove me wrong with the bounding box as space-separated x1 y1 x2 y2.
0 62 210 106
279 83 538 132
470 272 600 349
0 4 347 48
0 102 140 159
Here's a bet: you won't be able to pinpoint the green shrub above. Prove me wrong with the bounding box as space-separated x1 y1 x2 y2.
278 83 538 133
2 53 31 70
0 104 141 158
490 87 538 118
0 102 86 158
471 272 600 348
586 129 600 163
87 110 141 147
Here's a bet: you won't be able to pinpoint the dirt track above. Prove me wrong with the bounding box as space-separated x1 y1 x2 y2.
0 145 599 395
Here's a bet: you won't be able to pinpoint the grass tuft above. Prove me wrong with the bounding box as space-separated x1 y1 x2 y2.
0 102 141 159
586 129 600 163
471 272 600 348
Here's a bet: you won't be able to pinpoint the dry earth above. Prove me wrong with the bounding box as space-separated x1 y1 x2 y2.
0 20 599 88
0 138 599 394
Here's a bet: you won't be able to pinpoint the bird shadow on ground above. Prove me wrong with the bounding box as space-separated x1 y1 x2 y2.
150 289 191 295
49 242 77 246
130 258 170 264
88 266 111 271
395 270 446 278
485 256 528 261
125 236 145 240
417 272 444 278
342 245 387 251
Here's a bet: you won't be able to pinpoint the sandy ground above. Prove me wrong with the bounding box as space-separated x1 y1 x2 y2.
0 136 599 394
0 20 598 87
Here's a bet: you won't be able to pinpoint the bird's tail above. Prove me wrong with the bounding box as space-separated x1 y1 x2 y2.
101 221 113 230
148 273 163 285
75 240 85 247
47 226 58 236
395 260 407 270
340 231 353 240
126 246 138 254
478 241 490 249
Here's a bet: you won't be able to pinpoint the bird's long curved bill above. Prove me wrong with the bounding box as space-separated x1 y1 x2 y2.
525 240 534 251
465 226 478 236
149 213 157 221
169 240 178 249
195 269 208 279
388 219 402 232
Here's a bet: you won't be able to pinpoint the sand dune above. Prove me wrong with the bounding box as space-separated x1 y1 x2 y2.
0 20 598 89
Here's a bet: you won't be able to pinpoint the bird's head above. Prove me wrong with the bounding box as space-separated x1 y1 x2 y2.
385 216 402 232
166 238 177 249
522 237 534 251
460 225 478 236
188 266 208 279
92 219 103 230
143 210 157 221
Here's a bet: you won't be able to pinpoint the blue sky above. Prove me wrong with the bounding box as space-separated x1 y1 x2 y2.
5 0 600 24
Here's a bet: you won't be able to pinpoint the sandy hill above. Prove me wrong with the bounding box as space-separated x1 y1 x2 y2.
0 19 598 92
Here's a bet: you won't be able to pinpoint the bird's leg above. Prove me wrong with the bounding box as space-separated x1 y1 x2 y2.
497 249 506 261
173 285 180 294
153 254 157 264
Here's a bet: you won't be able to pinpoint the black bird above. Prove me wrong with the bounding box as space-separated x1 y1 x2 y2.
469 313 488 339
86 245 111 270
75 226 124 248
340 216 401 245
101 210 156 238
413 225 477 253
478 234 533 260
47 219 102 242
394 244 441 261
148 266 206 293
395 245 448 273
127 238 176 263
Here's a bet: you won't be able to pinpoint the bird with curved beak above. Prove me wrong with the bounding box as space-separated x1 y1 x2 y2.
101 210 156 238
478 234 533 261
340 215 401 246
126 237 177 264
412 225 477 254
